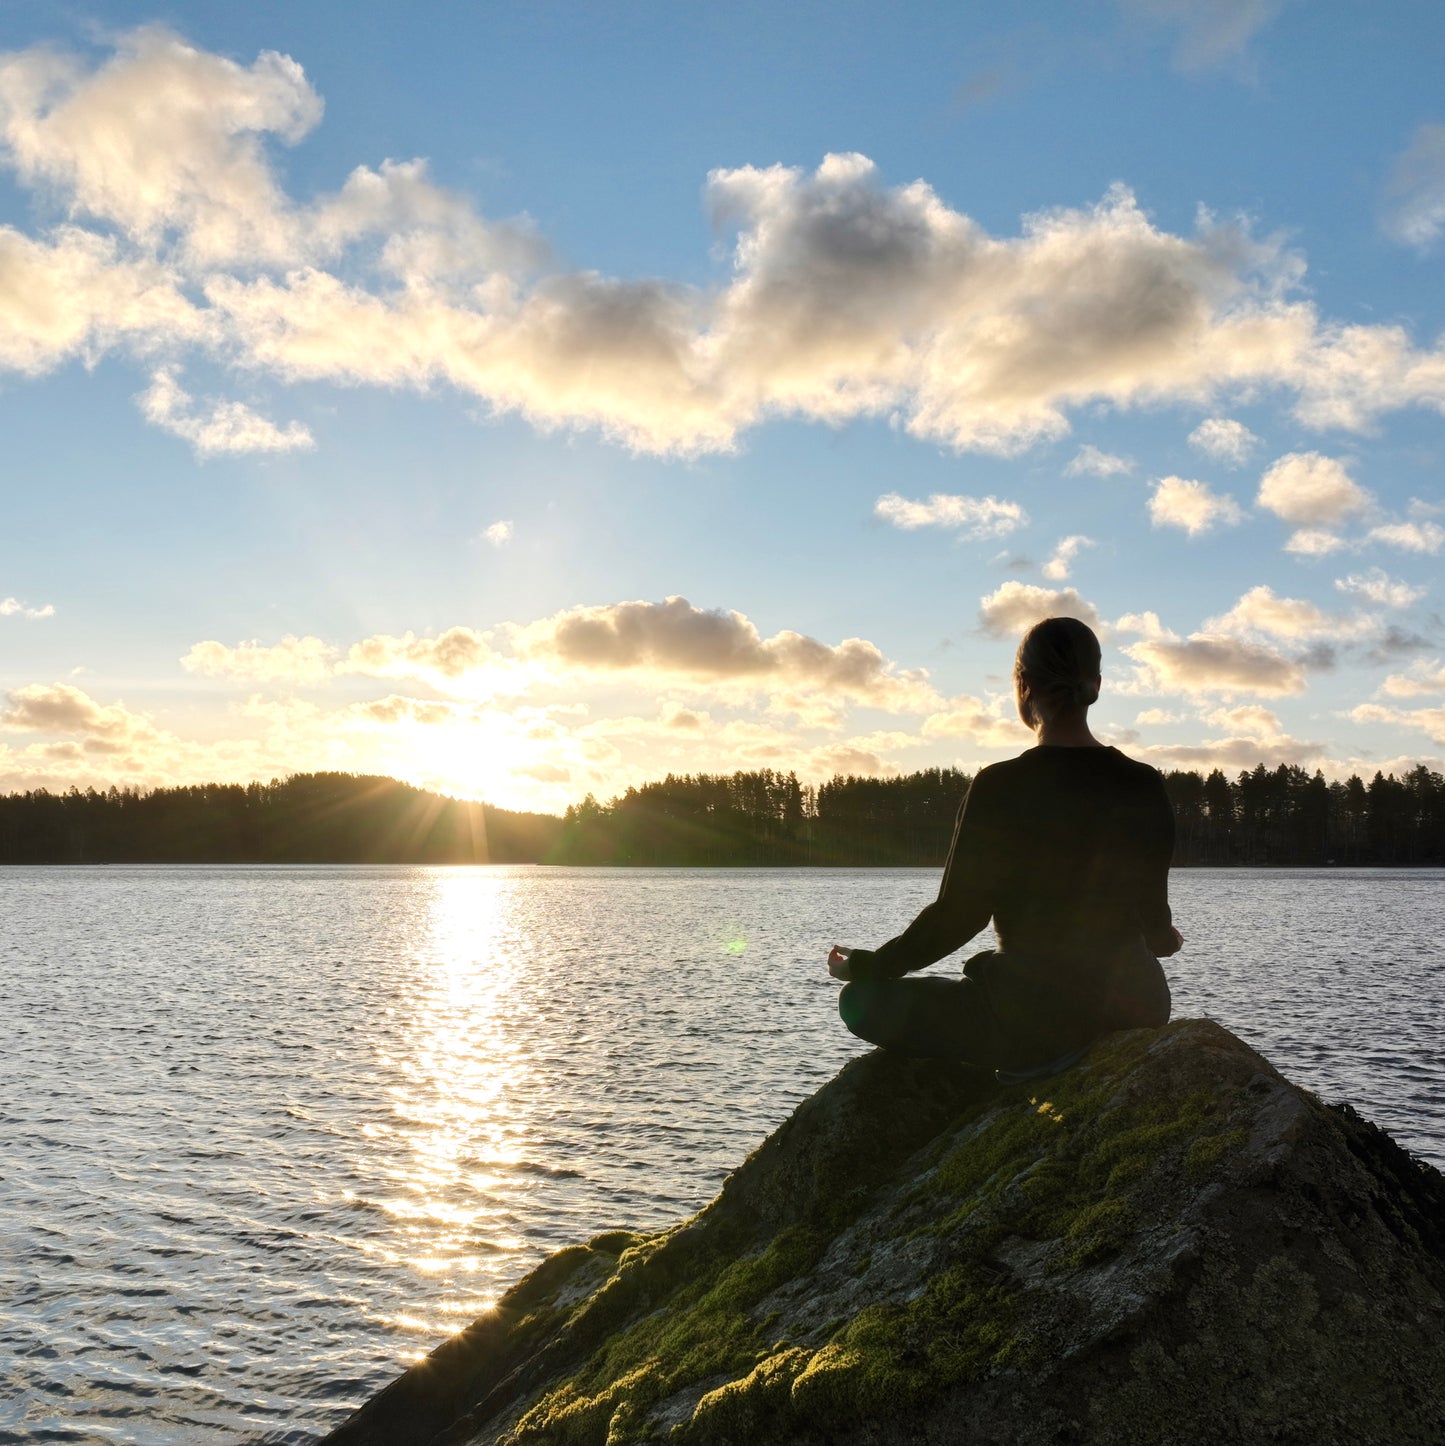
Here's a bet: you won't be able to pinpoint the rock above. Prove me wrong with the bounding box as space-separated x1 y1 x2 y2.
320 1020 1445 1446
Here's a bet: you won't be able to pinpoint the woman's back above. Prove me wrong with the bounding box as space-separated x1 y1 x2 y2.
957 745 1175 960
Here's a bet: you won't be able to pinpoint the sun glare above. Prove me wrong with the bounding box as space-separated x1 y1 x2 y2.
380 869 532 1331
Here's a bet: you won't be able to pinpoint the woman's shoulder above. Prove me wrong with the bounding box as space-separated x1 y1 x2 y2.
1104 746 1168 785
993 745 1165 790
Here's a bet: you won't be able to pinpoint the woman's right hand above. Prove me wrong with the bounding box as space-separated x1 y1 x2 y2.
827 945 854 980
1168 926 1184 954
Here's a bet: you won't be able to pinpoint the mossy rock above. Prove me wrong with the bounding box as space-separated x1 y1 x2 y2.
323 1020 1445 1446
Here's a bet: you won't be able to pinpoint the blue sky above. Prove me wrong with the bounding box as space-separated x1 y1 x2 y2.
2 1 1444 811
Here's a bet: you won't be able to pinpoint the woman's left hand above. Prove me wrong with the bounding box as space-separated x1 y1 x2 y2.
827 945 854 980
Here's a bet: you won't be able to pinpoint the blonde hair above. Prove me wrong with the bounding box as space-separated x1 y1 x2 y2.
1014 617 1102 728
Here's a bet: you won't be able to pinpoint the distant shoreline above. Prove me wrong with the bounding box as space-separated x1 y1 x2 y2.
2 763 1441 868
3 860 1442 872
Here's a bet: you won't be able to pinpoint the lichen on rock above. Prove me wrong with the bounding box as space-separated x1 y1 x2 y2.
322 1020 1445 1446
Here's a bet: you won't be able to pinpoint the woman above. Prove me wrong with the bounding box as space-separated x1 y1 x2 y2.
829 617 1181 1072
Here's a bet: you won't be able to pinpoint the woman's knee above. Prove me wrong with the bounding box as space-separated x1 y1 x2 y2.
837 979 887 1043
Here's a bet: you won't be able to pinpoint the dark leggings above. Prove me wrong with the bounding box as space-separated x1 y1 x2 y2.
838 974 1011 1068
838 950 1170 1070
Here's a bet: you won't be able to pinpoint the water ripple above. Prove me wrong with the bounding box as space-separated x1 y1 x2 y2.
1 863 1441 1442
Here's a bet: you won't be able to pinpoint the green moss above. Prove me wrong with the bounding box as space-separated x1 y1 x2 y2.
787 1266 1029 1433
509 1025 1257 1445
909 1041 1242 1273
588 1229 647 1255
684 1348 811 1445
1187 1126 1248 1175
512 1228 827 1446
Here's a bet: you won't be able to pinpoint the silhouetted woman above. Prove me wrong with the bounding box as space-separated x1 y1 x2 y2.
829 617 1181 1073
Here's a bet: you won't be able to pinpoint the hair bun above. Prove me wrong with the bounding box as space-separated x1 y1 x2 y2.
1012 616 1103 728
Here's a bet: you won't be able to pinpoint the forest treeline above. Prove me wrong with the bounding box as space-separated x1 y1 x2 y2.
1 761 1442 866
552 762 1445 866
0 773 561 865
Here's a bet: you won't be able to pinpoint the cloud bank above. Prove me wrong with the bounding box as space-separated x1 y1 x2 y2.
7 30 1445 457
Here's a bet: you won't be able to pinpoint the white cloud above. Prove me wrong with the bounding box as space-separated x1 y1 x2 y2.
0 596 53 619
1121 623 1307 696
0 682 160 756
1364 520 1445 554
978 581 1104 638
1334 568 1425 609
0 224 202 374
513 596 941 712
1147 475 1244 535
1205 584 1372 641
6 27 1445 476
138 368 313 457
1064 444 1133 477
1114 609 1168 639
1119 0 1286 71
1349 701 1445 747
1187 416 1258 465
1283 527 1345 556
483 520 514 546
1257 451 1372 527
1128 731 1323 772
182 634 338 684
1378 660 1445 699
1382 122 1445 249
177 600 950 720
1134 708 1183 725
919 695 1031 747
0 27 320 267
2 33 1445 458
342 627 511 692
1199 703 1284 738
1041 534 1094 581
874 492 1026 537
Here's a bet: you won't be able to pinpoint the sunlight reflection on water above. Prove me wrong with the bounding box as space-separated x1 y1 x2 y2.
387 871 528 1336
0 864 1441 1443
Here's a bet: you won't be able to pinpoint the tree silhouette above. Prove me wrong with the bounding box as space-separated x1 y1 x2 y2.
1 761 1440 866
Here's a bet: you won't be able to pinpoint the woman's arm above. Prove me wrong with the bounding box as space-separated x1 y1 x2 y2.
843 774 997 981
1138 772 1180 957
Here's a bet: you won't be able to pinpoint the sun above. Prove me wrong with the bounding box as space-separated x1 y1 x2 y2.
380 712 570 814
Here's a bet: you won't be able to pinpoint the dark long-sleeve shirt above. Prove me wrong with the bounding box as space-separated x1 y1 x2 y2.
853 745 1178 981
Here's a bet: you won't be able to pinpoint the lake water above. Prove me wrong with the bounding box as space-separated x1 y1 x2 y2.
2 865 1442 1444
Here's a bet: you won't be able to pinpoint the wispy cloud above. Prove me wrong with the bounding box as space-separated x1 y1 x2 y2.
1335 569 1426 609
1364 520 1444 555
1041 534 1094 580
182 634 339 684
874 492 1026 537
1065 444 1133 478
0 596 54 619
482 520 514 546
138 369 313 457
1119 0 1287 72
1382 122 1445 249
